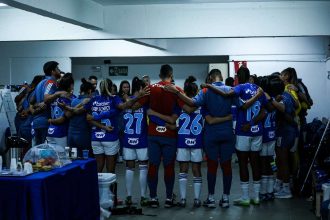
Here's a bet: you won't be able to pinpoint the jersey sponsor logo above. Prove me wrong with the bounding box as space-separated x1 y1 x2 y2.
250 125 260 133
268 131 275 139
245 88 256 96
95 131 106 139
156 126 167 133
128 138 139 145
185 138 196 146
48 127 55 135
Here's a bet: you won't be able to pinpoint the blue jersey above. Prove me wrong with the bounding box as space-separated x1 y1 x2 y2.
177 107 204 149
32 76 57 129
47 96 71 138
84 95 122 142
122 103 148 149
19 91 34 134
69 95 91 135
263 110 276 143
234 83 267 136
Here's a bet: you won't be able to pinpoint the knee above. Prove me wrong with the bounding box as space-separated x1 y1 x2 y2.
221 160 232 176
207 159 218 175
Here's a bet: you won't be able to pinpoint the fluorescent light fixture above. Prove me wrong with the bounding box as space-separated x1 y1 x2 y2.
0 3 8 7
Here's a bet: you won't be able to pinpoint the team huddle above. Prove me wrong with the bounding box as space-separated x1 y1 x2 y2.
14 61 312 209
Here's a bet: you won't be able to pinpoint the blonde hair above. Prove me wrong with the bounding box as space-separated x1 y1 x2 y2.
99 78 113 96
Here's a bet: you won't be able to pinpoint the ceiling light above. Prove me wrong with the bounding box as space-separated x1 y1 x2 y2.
0 3 8 7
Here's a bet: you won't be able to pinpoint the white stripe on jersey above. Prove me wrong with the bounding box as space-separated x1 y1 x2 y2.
44 82 54 95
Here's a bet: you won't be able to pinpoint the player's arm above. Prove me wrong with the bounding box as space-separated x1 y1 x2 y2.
241 88 264 110
147 109 178 124
48 116 66 125
241 107 266 132
86 114 113 132
44 91 68 105
201 83 235 97
90 109 119 121
163 85 196 106
117 87 150 110
205 114 233 125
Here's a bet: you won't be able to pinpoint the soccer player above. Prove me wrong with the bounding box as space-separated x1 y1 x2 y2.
30 61 67 145
202 67 267 206
47 73 75 146
134 64 183 208
164 69 235 208
67 78 94 157
122 77 149 207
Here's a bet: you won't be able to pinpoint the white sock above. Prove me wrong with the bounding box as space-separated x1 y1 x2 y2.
125 169 134 197
241 182 249 200
193 176 202 200
179 173 188 200
253 181 261 199
260 176 268 194
139 164 148 198
267 175 274 193
222 194 229 200
274 178 283 191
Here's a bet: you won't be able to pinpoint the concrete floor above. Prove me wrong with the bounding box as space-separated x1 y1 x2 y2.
110 162 316 220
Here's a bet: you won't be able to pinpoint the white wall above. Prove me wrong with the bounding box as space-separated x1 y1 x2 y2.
72 63 209 94
229 57 329 121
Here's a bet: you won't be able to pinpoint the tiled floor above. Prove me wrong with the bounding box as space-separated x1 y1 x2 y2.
110 162 316 220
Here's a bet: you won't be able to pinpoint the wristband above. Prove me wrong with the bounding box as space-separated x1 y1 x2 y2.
175 90 180 95
268 97 273 103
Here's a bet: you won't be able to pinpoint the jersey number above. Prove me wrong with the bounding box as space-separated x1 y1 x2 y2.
265 112 276 128
246 101 261 121
178 113 202 135
52 106 63 119
124 113 143 135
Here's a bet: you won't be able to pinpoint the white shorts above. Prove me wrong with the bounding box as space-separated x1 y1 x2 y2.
123 147 148 161
92 140 120 156
176 148 203 163
47 136 67 147
235 135 262 152
260 141 276 156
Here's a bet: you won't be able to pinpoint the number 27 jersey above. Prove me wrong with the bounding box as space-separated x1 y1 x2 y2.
177 107 204 149
123 105 148 149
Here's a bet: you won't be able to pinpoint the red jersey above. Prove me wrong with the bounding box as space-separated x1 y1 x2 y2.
138 81 183 138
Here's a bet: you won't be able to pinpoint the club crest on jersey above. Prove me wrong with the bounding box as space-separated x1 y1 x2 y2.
268 131 275 139
185 138 196 146
95 132 106 138
250 125 260 133
156 126 167 133
128 138 139 145
48 128 54 135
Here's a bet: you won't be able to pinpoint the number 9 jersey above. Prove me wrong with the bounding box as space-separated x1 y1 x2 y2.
122 104 148 149
177 107 205 149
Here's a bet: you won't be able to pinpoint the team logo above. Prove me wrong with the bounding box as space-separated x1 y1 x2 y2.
185 138 196 146
128 138 139 145
95 132 106 138
250 125 259 133
156 126 167 133
48 128 54 135
268 131 275 139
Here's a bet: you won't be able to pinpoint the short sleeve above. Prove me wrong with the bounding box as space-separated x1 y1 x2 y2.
233 84 242 96
113 95 123 107
192 89 207 107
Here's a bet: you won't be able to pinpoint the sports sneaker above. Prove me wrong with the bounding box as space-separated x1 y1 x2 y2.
266 193 275 201
203 198 216 208
193 199 201 208
149 198 159 208
233 198 250 206
274 182 282 193
125 196 133 206
140 197 149 207
219 197 229 208
165 198 176 208
177 199 186 207
250 198 260 205
275 189 292 199
260 193 268 202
